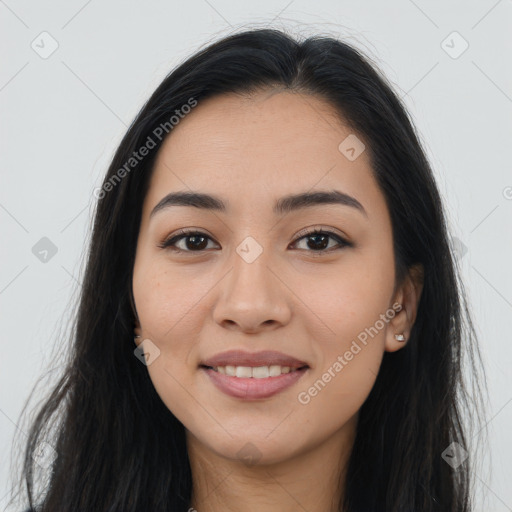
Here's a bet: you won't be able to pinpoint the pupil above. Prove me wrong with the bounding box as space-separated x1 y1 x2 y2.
187 235 207 250
184 234 330 251
308 234 328 250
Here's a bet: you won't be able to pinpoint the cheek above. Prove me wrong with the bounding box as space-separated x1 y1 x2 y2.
132 255 214 341
132 257 215 410
296 282 392 434
296 249 394 407
295 346 382 444
132 270 195 418
300 248 395 341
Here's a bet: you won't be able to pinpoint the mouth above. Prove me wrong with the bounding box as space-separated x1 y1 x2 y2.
199 349 310 399
199 363 309 400
200 364 309 378
200 349 309 370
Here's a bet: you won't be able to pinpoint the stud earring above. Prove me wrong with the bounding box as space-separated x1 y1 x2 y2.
134 334 141 344
394 333 406 342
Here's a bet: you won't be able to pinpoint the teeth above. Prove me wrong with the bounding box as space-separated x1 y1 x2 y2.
252 366 269 378
211 365 298 378
269 364 284 376
235 366 252 378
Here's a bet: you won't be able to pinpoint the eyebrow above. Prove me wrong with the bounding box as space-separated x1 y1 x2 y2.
149 189 367 219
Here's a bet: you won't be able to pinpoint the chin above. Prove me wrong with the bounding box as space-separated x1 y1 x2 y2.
191 429 303 467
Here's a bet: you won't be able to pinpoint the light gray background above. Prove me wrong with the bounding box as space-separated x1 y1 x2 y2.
1 1 511 510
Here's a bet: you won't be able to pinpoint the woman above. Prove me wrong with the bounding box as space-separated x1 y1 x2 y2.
14 28 485 511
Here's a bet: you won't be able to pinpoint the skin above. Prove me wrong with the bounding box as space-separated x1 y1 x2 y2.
132 89 423 512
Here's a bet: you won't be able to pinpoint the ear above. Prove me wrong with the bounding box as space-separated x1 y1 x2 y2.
385 263 424 352
130 290 143 347
132 314 143 348
133 321 143 347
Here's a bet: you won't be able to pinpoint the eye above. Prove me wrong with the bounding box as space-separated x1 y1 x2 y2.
158 227 352 255
290 227 352 255
158 229 218 252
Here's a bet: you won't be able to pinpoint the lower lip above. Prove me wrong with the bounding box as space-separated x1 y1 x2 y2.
202 367 308 400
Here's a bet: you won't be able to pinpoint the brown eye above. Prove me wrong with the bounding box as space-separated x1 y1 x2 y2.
291 228 351 255
158 227 351 255
158 230 218 252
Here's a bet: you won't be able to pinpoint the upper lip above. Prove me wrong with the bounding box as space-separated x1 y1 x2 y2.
201 350 309 369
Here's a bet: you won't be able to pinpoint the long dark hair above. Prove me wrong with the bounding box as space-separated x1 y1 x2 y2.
11 27 486 511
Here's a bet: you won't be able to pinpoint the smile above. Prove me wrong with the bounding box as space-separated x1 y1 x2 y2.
206 364 305 378
200 365 309 400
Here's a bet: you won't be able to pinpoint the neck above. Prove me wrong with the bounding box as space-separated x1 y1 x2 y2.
186 416 357 512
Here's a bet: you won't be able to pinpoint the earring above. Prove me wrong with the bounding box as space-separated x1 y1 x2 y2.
394 333 406 342
134 334 141 344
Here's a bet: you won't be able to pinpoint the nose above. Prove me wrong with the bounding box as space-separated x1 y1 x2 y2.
212 242 292 333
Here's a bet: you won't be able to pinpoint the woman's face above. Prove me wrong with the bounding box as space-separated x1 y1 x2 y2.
132 90 413 465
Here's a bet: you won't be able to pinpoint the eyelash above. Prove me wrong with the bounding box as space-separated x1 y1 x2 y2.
157 227 352 256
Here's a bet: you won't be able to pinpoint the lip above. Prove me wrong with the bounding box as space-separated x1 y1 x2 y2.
202 366 309 400
200 350 308 369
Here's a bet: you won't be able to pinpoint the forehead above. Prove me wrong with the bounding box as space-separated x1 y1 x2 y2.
143 91 385 220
